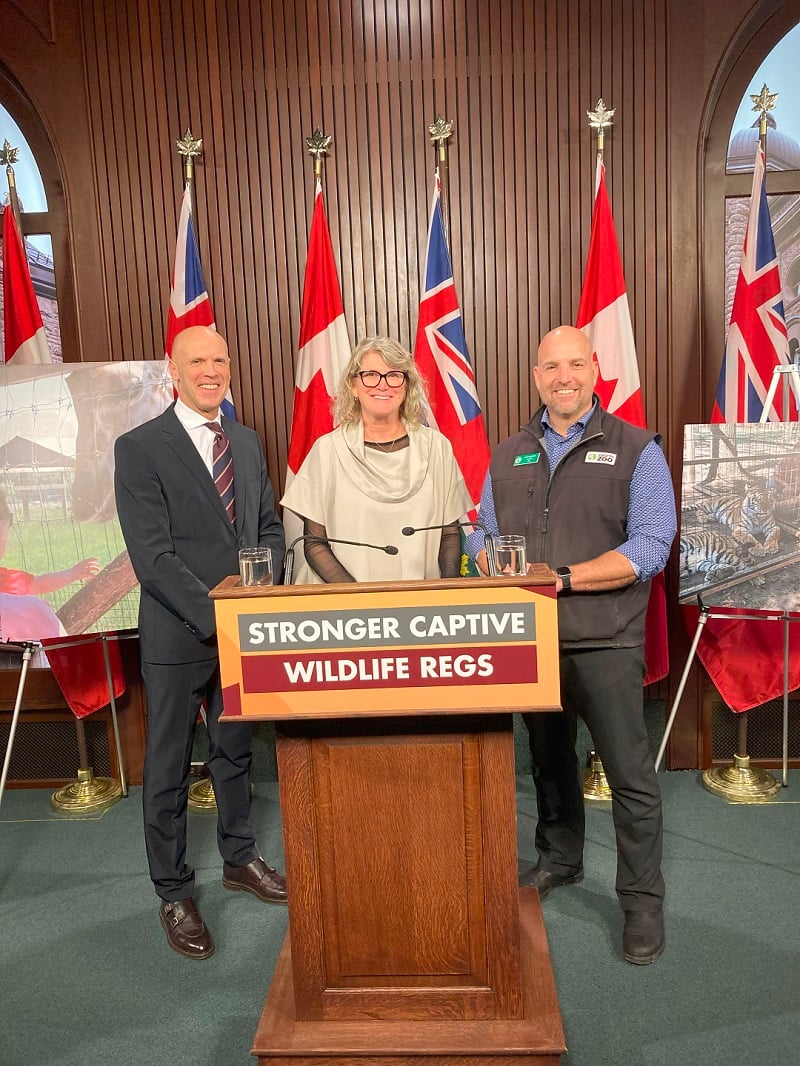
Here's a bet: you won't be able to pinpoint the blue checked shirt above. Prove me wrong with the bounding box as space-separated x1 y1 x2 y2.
466 402 676 580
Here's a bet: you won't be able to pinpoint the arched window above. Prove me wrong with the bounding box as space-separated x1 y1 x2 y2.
0 64 75 361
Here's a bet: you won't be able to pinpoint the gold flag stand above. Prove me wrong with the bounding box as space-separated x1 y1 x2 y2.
583 750 612 803
50 635 129 815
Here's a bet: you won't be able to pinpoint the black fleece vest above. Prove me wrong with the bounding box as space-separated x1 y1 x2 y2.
490 402 656 649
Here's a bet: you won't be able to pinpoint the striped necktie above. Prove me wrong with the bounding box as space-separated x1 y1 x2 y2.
205 421 235 524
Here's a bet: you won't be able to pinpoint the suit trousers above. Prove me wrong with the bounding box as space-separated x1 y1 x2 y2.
141 658 258 902
522 645 664 911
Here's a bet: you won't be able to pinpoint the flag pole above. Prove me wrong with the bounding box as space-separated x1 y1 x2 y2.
581 99 616 804
0 139 23 232
429 114 453 244
280 127 334 584
701 82 783 803
174 127 220 812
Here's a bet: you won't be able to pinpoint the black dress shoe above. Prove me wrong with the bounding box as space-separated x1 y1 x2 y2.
159 898 215 959
623 908 665 965
222 857 288 904
519 862 584 899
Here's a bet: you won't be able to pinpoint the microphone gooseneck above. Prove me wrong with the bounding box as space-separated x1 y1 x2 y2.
401 520 498 577
283 533 399 585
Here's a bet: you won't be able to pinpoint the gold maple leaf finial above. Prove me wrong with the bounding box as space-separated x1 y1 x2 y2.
306 129 332 178
0 139 20 167
429 115 453 162
176 128 203 159
587 98 615 133
750 83 778 118
306 128 332 162
429 115 453 146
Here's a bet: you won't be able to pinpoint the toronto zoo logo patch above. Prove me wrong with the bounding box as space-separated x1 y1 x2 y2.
585 450 617 465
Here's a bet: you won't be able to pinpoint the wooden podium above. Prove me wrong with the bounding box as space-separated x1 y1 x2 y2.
211 572 566 1065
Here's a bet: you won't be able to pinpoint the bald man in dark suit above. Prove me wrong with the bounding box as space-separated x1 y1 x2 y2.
114 326 286 959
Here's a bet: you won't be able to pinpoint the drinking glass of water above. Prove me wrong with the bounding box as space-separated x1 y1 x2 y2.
493 535 527 576
239 547 273 587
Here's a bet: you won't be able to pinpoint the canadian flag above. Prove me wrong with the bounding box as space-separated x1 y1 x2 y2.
283 180 351 581
576 159 668 685
286 181 350 473
2 205 53 365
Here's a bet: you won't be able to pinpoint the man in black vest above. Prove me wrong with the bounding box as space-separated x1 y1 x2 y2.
114 326 287 959
467 325 676 965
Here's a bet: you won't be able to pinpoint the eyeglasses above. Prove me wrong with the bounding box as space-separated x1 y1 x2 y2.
356 370 407 388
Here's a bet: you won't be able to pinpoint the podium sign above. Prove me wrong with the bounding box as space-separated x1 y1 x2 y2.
214 574 560 720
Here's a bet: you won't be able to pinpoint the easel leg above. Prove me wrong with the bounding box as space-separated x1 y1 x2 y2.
782 613 789 788
101 635 128 797
0 644 35 811
655 610 710 772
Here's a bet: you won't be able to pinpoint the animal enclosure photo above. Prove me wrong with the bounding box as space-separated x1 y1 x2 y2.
679 422 800 609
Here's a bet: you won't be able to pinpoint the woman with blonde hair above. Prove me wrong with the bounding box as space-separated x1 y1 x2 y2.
281 336 471 583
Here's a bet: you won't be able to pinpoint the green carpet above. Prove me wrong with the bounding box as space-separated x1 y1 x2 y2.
1 726 798 1065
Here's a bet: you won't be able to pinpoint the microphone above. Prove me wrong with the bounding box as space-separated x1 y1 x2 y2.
401 520 498 577
283 533 399 585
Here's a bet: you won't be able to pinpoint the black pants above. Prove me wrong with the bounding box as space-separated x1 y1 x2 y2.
522 645 664 911
141 658 258 902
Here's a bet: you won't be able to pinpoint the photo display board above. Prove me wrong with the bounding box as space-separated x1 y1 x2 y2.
680 422 800 610
0 361 172 651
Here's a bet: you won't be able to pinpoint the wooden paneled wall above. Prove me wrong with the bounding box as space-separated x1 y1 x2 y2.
74 0 671 491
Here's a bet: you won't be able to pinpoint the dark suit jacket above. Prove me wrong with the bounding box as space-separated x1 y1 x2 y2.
114 404 285 665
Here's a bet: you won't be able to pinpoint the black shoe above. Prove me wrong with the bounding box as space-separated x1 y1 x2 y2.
519 862 584 899
623 908 665 965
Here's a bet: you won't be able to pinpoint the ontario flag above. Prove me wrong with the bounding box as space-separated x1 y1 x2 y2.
694 142 800 712
711 144 796 423
2 205 53 365
283 180 351 580
413 170 490 516
165 183 234 419
576 159 668 684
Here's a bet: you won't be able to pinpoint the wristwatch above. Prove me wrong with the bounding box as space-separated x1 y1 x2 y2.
555 566 572 592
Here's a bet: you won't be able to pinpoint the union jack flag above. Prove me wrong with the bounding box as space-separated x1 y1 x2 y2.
165 183 235 419
413 170 490 514
712 144 796 423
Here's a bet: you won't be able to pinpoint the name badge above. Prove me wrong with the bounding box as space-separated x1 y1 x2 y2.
585 451 617 466
513 452 540 466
